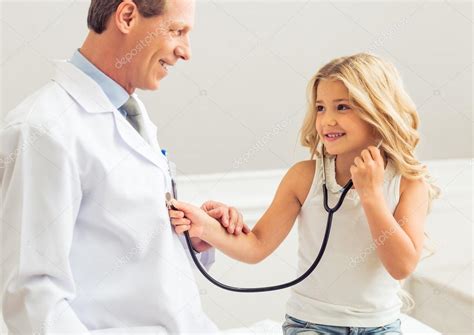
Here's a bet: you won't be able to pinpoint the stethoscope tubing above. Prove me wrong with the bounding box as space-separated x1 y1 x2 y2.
177 141 381 292
181 162 353 292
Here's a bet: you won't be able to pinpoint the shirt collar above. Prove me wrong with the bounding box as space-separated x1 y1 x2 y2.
69 49 129 110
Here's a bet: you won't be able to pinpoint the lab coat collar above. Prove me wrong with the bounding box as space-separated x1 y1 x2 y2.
69 50 129 110
52 60 116 114
51 61 171 176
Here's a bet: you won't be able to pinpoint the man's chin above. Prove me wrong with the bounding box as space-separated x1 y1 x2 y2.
140 79 161 91
152 81 160 90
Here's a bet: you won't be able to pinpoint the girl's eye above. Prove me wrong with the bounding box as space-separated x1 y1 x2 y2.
316 105 325 112
337 104 351 111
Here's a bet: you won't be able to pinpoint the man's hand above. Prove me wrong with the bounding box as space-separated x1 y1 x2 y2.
168 200 216 253
201 200 250 235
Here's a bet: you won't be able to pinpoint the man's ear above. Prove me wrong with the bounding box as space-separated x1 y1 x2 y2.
114 1 139 34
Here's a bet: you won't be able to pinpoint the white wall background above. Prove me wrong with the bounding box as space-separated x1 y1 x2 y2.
1 0 473 333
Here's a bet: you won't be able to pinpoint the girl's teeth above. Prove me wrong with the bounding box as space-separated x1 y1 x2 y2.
327 133 344 138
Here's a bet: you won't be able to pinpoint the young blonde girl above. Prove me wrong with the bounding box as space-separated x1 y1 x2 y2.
169 53 440 334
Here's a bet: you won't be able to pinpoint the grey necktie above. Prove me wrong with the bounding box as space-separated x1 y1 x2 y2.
120 96 145 138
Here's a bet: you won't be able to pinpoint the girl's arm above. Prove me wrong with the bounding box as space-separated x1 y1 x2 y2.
361 177 429 280
170 160 316 264
351 146 429 280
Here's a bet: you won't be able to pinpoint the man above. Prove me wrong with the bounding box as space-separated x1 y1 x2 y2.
0 0 248 333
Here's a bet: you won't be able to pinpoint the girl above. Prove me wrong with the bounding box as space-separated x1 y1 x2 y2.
169 53 439 334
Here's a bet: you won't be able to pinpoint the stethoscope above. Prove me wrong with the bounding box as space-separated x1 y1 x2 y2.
165 140 382 292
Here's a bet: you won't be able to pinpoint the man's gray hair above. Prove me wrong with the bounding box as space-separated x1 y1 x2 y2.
87 0 167 34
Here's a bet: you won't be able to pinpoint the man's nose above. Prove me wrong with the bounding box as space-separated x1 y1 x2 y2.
175 39 192 61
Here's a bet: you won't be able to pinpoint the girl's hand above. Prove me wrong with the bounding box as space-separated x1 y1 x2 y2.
350 146 385 201
168 200 217 239
201 200 250 235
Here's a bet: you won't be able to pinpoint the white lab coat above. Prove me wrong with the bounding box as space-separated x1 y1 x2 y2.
0 61 218 334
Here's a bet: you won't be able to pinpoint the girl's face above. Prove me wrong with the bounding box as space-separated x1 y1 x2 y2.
315 79 377 156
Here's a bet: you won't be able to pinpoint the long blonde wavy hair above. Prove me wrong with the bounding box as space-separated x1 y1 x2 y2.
301 52 440 212
300 53 440 311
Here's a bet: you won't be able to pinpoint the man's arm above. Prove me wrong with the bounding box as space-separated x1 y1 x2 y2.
1 124 89 334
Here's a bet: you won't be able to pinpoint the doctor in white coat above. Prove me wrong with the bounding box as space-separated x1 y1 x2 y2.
0 0 248 333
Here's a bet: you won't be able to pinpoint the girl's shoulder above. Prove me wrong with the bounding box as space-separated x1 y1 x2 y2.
399 175 429 199
290 159 317 173
288 160 317 182
287 160 318 206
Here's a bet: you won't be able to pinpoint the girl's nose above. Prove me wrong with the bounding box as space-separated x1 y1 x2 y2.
321 110 337 127
324 118 337 127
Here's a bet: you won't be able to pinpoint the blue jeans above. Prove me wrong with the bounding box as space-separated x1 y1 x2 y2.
282 314 402 334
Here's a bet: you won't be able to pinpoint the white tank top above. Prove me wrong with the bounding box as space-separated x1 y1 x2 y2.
286 154 403 327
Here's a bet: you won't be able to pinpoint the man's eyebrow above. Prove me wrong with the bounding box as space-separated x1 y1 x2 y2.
171 20 191 30
315 99 350 103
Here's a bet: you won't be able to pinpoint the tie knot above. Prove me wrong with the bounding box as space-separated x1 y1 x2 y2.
120 96 141 116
